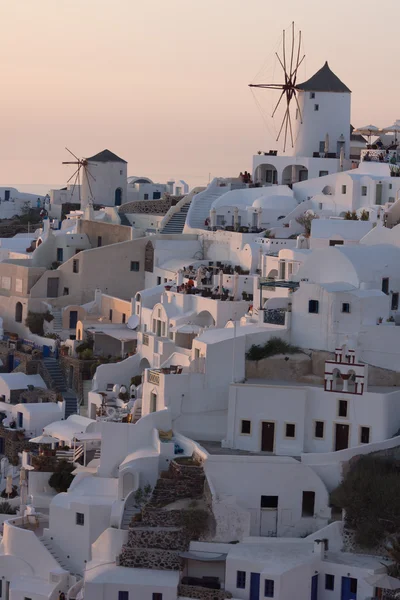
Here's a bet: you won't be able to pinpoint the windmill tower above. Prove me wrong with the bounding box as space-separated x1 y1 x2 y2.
250 24 351 160
62 148 96 214
294 62 351 159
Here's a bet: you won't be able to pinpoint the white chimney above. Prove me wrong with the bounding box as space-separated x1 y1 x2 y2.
313 540 325 558
94 288 102 308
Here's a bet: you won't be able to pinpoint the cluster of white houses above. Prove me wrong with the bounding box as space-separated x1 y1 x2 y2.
0 60 400 600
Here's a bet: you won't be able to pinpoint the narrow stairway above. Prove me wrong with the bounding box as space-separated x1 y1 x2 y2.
121 504 139 530
40 536 83 578
161 202 191 234
185 180 229 230
51 308 63 335
41 358 79 418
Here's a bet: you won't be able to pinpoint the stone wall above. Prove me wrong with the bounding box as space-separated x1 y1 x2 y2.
178 585 232 600
60 356 96 400
119 547 182 570
119 197 175 215
126 526 190 551
149 460 205 508
0 425 38 464
140 507 184 528
245 353 312 381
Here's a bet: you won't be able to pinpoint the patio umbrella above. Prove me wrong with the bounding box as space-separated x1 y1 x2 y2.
29 434 58 445
218 269 224 294
20 480 28 506
381 121 400 143
365 573 400 590
233 272 239 300
324 133 329 154
352 125 381 144
19 468 26 485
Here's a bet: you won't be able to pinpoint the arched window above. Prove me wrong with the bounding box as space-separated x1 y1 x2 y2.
15 302 23 323
115 188 122 206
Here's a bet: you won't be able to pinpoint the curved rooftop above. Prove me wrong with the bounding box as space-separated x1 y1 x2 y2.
296 62 351 93
86 149 127 164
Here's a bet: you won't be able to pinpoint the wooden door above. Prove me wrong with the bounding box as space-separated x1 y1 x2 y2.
47 277 59 298
335 423 349 451
261 422 275 452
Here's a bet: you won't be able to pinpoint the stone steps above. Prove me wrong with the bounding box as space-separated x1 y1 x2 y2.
119 547 182 571
126 526 189 550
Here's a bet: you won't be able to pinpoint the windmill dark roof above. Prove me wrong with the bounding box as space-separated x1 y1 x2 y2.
86 149 127 163
296 62 351 93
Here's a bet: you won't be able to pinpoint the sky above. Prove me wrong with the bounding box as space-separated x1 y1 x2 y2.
1 0 399 192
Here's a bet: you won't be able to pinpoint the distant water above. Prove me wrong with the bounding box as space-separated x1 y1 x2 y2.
0 184 62 195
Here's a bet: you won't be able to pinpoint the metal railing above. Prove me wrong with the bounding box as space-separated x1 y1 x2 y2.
148 370 160 385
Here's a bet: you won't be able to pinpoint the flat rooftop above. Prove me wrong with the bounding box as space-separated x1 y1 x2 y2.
242 379 400 395
196 440 300 460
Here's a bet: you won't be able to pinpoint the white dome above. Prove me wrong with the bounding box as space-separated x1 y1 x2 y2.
252 195 298 212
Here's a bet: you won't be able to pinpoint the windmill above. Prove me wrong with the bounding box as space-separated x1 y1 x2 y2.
62 148 96 206
249 22 305 153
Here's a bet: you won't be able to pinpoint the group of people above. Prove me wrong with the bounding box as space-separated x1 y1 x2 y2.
239 171 252 184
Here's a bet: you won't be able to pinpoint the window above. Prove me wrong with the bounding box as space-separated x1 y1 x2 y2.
241 420 251 435
153 192 161 200
76 512 84 526
57 247 63 262
350 579 358 594
341 185 347 194
329 239 344 246
120 170 123 175
341 302 350 313
382 277 389 295
360 426 370 444
319 170 329 177
319 141 325 153
109 309 113 322
15 278 23 292
361 186 367 196
130 261 140 272
63 287 69 295
285 423 296 438
261 495 278 508
301 491 315 517
72 259 79 273
314 104 319 111
157 277 161 285
338 400 348 418
164 278 168 283
122 313 126 324
389 183 393 190
310 92 315 99
315 421 324 438
319 202 323 210
264 580 274 598
118 593 129 600
144 194 149 200
308 300 319 314
153 594 162 600
392 293 399 311
325 574 335 591
97 236 102 247
236 571 246 589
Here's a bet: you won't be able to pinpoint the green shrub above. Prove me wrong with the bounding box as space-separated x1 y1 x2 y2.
0 501 17 515
246 337 301 361
25 310 54 335
76 340 94 354
130 375 142 387
330 456 400 549
48 460 75 493
80 348 93 360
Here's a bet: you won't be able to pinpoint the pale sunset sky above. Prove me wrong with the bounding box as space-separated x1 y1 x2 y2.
1 0 399 192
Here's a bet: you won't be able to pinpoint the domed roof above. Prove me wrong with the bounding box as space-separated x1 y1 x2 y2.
252 194 297 211
296 61 351 94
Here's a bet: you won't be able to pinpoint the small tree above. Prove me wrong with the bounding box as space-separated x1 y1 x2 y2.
344 211 358 221
48 460 75 493
133 484 152 509
359 209 369 221
295 212 319 235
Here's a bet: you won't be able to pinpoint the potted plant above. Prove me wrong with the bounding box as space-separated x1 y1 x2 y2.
377 317 383 324
242 291 248 301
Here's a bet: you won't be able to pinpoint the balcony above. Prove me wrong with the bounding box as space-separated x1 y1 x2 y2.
361 148 398 164
148 370 160 385
148 366 184 385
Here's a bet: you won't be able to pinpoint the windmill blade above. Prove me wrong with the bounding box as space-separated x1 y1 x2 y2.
67 167 80 184
70 169 80 201
293 90 303 124
276 107 289 142
62 161 80 165
84 165 95 201
294 29 302 80
65 147 81 162
282 28 287 82
85 166 96 182
249 83 286 90
289 22 295 81
77 161 81 205
271 89 286 118
287 108 294 149
283 105 290 153
292 54 306 84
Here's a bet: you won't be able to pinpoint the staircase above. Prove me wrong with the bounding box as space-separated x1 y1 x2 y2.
40 536 82 578
132 402 142 423
161 202 191 234
51 308 63 334
185 180 229 230
41 358 79 418
121 504 139 530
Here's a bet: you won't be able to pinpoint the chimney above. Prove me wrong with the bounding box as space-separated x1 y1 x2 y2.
94 288 102 308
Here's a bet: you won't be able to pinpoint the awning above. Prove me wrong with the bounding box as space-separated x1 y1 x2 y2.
73 432 102 442
88 327 138 342
179 551 227 562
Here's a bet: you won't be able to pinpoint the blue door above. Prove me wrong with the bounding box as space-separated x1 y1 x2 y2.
57 248 63 262
69 310 78 329
43 345 51 358
17 412 23 429
8 354 13 371
250 573 260 600
311 574 318 600
341 577 357 600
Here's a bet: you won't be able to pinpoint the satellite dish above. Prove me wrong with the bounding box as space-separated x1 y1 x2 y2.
127 315 139 330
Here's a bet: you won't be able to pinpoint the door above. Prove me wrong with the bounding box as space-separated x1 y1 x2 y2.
311 575 319 600
47 277 59 298
299 169 308 181
250 573 260 600
261 422 275 452
0 437 4 454
4 190 10 201
17 412 23 429
260 496 278 536
57 248 63 262
335 424 349 451
341 577 357 600
42 345 51 358
115 188 122 206
376 183 383 205
69 310 78 329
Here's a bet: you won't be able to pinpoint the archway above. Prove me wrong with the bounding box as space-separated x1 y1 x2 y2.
150 391 157 413
332 368 343 391
115 188 122 206
193 311 215 328
255 164 278 185
139 358 150 373
282 165 308 186
122 472 135 498
15 302 23 323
